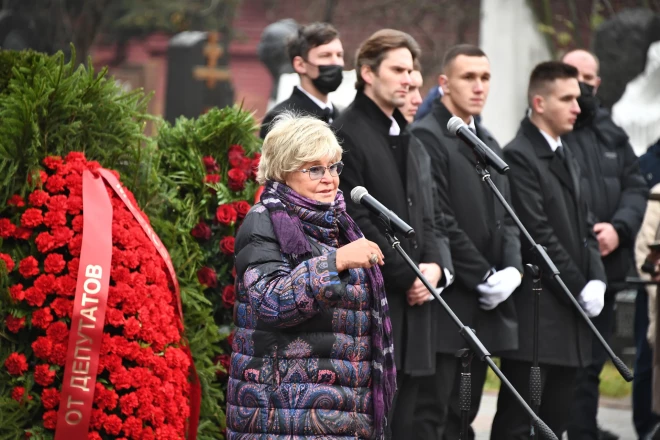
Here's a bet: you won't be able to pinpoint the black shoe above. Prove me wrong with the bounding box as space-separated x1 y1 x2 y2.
597 427 619 440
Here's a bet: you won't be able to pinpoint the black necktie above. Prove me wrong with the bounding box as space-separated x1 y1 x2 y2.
321 107 332 123
556 145 567 163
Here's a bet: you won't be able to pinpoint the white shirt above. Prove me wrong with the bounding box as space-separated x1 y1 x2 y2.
389 117 401 135
296 85 334 112
538 128 562 152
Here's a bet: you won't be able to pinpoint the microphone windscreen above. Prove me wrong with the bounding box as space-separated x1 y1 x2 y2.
350 186 368 203
447 116 466 135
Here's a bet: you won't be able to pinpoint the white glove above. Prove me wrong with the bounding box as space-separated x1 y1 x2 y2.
477 267 522 310
578 280 606 318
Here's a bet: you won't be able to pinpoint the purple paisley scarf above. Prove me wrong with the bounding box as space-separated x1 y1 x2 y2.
260 180 396 439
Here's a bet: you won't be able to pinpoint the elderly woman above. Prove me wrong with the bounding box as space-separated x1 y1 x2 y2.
227 114 396 439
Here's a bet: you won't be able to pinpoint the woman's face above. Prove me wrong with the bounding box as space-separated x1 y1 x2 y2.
285 157 341 203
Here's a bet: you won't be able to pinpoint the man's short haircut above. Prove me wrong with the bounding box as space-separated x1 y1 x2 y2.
527 61 579 105
560 49 600 69
354 29 421 91
287 22 340 63
442 44 487 73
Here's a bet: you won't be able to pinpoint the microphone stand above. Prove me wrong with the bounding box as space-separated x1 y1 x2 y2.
525 263 542 437
467 152 633 384
376 221 559 440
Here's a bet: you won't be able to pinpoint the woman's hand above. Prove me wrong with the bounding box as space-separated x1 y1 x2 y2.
336 238 384 272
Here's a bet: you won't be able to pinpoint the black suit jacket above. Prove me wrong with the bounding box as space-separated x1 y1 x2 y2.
500 117 606 367
260 87 339 138
411 100 522 354
332 91 452 373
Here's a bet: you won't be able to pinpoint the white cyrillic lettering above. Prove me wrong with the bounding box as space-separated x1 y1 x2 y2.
85 265 102 279
80 307 97 322
81 293 99 307
83 278 101 294
70 375 90 392
71 360 89 375
65 410 82 425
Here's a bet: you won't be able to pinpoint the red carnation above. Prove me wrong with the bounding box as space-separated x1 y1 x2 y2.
0 218 17 238
119 392 139 416
203 156 219 173
8 194 25 207
53 227 74 248
216 354 230 379
94 383 119 411
122 416 143 438
222 285 236 308
43 410 57 429
41 388 60 409
104 414 123 436
228 144 245 168
220 236 235 255
67 195 83 215
45 174 66 194
233 201 251 219
205 174 220 184
72 215 84 232
252 153 261 178
28 189 50 207
32 336 53 360
13 227 32 240
46 321 69 343
191 222 212 241
49 343 67 366
31 307 54 329
20 208 43 228
35 231 57 253
34 274 56 295
54 276 77 297
123 317 141 339
4 353 28 375
11 386 29 402
106 307 125 327
43 156 62 170
9 284 24 301
6 315 25 333
0 253 15 272
197 266 217 288
18 256 39 278
34 364 56 386
50 297 73 320
25 286 47 307
47 194 68 212
27 169 48 187
44 253 66 274
43 210 67 228
227 168 247 191
216 203 238 225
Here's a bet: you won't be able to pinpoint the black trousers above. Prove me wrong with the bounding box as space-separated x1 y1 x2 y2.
490 359 578 439
566 294 616 439
395 353 488 440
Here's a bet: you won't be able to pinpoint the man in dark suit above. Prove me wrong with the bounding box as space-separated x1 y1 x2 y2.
259 22 344 138
410 44 523 440
491 61 607 439
561 49 647 440
332 29 453 438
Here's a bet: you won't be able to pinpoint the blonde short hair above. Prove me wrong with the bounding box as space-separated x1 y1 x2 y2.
257 112 343 185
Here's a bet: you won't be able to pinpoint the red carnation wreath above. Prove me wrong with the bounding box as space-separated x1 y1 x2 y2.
1 153 197 439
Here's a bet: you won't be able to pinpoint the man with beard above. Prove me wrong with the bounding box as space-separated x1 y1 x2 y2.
491 61 607 439
332 29 453 438
561 49 647 440
410 44 522 439
260 22 344 138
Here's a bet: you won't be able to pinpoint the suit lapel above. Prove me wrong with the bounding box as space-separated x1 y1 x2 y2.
563 142 581 201
549 155 575 193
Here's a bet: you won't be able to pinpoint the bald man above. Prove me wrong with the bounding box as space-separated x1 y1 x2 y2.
561 49 648 440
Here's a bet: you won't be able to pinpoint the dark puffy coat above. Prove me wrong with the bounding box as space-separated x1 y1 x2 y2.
227 204 376 439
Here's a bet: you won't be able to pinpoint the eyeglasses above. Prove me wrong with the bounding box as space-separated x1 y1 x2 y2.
298 161 344 180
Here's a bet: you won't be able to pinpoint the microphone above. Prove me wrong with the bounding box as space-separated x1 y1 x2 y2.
350 186 415 238
447 116 509 174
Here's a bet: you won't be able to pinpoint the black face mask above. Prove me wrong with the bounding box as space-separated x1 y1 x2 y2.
307 64 343 95
574 81 599 129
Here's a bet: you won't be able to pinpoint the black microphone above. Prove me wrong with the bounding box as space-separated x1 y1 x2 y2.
447 116 509 174
350 186 415 238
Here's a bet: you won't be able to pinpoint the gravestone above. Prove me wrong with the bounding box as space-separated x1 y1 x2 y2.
165 31 234 124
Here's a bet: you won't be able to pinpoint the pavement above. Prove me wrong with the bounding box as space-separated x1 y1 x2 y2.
474 392 636 439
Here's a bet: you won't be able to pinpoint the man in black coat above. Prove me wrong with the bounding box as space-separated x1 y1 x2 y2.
491 61 607 439
411 44 523 440
332 29 453 439
259 22 344 138
561 49 647 440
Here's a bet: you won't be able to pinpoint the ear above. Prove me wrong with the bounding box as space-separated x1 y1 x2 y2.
361 64 375 86
531 95 545 114
292 56 307 75
439 74 449 95
593 76 602 94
